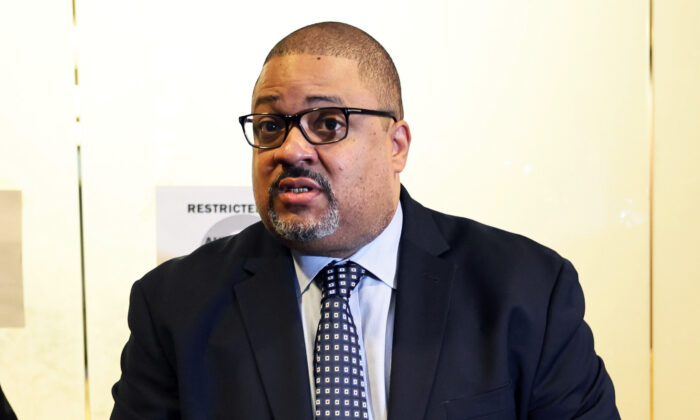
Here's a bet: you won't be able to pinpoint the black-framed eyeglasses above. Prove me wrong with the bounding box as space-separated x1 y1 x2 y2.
239 107 397 149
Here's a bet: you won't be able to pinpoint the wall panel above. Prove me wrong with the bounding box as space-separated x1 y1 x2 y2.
0 1 85 419
397 3 651 418
77 1 649 419
652 0 700 417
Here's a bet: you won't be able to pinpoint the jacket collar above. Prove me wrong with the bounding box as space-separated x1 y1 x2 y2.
234 186 454 420
387 186 454 420
235 240 312 420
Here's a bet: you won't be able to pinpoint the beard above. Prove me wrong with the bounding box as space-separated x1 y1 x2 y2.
267 166 339 242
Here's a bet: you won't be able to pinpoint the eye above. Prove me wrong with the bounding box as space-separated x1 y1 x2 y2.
319 116 342 131
309 110 346 136
255 118 282 134
249 115 285 146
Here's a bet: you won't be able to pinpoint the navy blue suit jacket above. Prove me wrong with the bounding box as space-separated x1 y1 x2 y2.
111 187 619 419
0 384 17 420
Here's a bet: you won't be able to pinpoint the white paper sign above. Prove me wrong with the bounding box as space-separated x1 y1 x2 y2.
156 186 260 264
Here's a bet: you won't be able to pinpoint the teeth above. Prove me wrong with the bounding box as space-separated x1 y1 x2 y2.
290 187 310 193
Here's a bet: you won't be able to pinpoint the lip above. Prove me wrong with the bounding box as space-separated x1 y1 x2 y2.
275 177 324 206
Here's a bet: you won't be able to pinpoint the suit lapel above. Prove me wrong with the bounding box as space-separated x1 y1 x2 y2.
234 253 312 420
231 188 452 420
388 188 454 420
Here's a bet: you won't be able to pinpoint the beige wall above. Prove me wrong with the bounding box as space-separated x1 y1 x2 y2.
0 1 85 418
652 0 700 417
7 0 699 419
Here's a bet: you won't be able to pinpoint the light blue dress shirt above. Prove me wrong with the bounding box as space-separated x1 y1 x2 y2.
292 203 403 420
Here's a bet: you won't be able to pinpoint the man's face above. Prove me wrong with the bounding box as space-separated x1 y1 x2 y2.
251 54 410 257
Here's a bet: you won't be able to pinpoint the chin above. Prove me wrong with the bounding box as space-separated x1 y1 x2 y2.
267 206 339 243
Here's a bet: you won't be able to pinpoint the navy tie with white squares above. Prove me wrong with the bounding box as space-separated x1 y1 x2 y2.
314 261 369 419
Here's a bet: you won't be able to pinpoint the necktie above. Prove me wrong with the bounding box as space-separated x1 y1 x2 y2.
314 261 369 419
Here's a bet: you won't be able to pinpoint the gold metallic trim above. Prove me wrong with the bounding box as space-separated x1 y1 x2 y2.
72 0 90 417
77 145 91 420
648 0 655 418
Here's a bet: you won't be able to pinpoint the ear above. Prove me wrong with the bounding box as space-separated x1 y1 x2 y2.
389 120 411 173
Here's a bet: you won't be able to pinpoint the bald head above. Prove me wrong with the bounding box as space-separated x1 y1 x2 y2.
262 22 403 120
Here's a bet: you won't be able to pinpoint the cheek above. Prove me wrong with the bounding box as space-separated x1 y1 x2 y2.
252 151 275 178
252 155 272 203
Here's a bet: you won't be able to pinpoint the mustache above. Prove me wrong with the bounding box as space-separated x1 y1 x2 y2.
270 165 333 196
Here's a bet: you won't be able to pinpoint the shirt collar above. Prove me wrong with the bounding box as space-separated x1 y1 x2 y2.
293 203 403 295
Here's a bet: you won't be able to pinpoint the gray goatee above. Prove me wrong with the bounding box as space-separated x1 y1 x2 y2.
268 166 339 242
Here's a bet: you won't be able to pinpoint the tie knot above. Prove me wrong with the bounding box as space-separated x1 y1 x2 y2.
319 261 365 300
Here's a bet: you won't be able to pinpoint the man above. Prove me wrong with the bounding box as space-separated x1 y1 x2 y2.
111 22 619 419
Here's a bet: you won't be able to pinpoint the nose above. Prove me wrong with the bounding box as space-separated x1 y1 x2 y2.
273 124 318 165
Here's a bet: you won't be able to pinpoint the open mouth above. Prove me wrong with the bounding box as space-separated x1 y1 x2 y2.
271 176 326 207
279 186 313 193
276 177 322 194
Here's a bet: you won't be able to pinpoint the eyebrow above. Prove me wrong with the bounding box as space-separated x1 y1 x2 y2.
253 95 280 109
252 94 347 111
304 95 346 107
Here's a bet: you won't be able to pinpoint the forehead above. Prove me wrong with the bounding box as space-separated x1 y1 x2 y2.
252 54 378 112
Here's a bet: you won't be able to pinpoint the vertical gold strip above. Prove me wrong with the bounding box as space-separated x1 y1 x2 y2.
648 0 655 418
77 146 91 420
72 0 90 419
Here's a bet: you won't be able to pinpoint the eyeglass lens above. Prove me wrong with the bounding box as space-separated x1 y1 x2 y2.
243 108 348 148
